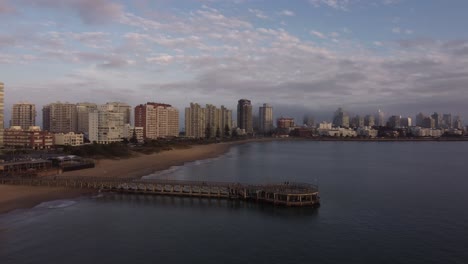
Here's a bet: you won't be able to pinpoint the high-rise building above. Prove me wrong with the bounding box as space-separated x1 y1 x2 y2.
185 103 206 138
431 112 441 128
350 115 364 128
453 116 463 130
205 104 220 138
387 115 401 128
88 109 124 144
400 117 412 128
220 105 232 136
442 114 452 128
0 82 4 146
102 102 132 125
376 109 385 127
42 102 77 133
76 102 97 135
364 115 375 127
415 112 426 127
303 114 315 128
259 103 273 134
237 99 253 134
11 103 36 129
135 102 179 139
332 108 349 128
422 116 435 129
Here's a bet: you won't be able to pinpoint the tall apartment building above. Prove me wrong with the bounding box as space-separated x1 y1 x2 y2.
88 109 124 144
185 103 232 138
259 103 273 134
442 114 452 128
237 99 253 134
42 102 77 133
0 82 4 146
333 108 349 128
364 115 375 127
415 112 426 127
76 102 97 135
102 102 132 125
134 102 179 139
185 103 206 138
11 103 36 129
376 109 385 127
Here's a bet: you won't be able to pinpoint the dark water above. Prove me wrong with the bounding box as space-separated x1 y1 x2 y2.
2 141 468 264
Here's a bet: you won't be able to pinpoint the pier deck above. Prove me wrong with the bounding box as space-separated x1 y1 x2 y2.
0 176 320 207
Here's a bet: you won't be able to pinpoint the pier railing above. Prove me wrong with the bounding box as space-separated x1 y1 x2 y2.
0 176 320 207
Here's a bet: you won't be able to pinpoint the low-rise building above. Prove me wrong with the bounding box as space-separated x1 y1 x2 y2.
122 124 144 143
409 127 443 137
3 126 54 149
319 127 357 137
54 132 84 146
357 127 379 138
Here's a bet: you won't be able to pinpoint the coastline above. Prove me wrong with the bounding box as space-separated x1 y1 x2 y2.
0 138 269 215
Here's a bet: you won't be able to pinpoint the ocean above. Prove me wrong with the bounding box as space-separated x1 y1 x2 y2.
1 141 468 264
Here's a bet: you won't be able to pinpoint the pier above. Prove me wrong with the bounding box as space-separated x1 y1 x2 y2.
0 176 320 207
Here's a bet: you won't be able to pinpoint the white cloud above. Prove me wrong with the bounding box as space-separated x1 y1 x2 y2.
248 8 268 19
310 30 326 39
279 9 295 16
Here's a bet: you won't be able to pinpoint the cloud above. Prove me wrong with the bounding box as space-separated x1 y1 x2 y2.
309 0 350 10
248 8 268 19
310 30 326 39
279 9 295 16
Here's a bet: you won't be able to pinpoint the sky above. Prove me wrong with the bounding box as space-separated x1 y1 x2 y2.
1 0 468 125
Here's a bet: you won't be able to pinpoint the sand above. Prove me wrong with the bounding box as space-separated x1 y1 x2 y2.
0 185 91 215
0 139 266 215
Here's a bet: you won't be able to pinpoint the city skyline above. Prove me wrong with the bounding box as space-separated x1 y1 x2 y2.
1 1 468 123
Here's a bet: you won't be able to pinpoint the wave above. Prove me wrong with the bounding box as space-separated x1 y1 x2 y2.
34 200 77 209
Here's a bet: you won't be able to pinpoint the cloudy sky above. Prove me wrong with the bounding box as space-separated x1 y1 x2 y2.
1 0 468 124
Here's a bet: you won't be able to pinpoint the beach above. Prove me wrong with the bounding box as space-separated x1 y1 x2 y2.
0 140 260 215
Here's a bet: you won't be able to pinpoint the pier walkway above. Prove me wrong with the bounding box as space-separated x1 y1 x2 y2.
0 177 320 207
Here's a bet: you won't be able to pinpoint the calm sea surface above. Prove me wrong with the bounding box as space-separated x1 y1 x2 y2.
1 141 468 264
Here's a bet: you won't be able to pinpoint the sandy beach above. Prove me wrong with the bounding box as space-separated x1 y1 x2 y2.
0 139 269 215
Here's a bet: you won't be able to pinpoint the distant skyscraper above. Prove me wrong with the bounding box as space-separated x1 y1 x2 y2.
259 103 273 134
387 115 401 128
220 105 232 135
376 109 385 127
42 102 77 133
364 115 375 127
332 108 349 128
237 99 253 134
422 116 435 129
0 82 4 146
442 114 452 128
11 103 36 129
303 114 315 128
415 112 426 127
453 116 463 129
431 112 441 128
350 115 364 128
185 103 206 138
400 117 412 128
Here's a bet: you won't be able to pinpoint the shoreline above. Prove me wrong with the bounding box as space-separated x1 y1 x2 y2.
0 138 271 215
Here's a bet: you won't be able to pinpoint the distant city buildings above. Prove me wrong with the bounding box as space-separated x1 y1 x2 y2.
185 103 232 138
332 108 349 128
376 109 385 127
277 117 295 135
54 132 84 146
259 103 273 134
11 103 36 129
76 102 97 135
3 126 54 149
303 114 315 128
237 99 253 134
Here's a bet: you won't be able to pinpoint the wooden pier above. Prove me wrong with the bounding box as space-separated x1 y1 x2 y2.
0 177 320 207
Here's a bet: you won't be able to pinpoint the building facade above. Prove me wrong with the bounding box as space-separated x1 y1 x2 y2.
259 103 273 134
11 103 36 129
237 99 253 134
185 103 206 138
76 102 97 135
134 102 179 140
333 108 349 128
88 109 125 144
4 126 54 149
54 132 84 146
42 102 77 133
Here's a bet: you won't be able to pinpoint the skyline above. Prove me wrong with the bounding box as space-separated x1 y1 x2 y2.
1 0 468 123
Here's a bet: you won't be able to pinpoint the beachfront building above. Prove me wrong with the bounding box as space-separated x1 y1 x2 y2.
122 124 144 143
101 102 132 125
76 102 97 135
88 109 125 144
3 126 54 149
237 99 253 134
259 103 273 135
185 103 233 138
11 102 36 129
42 102 77 133
54 132 84 146
135 102 179 140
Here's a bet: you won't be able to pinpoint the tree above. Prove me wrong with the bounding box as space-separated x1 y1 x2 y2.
130 128 139 144
232 128 238 138
216 127 221 138
224 124 230 137
205 123 212 139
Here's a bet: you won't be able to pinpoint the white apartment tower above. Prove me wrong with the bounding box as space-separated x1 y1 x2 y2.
259 103 273 134
76 102 97 135
185 103 206 138
88 109 125 144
